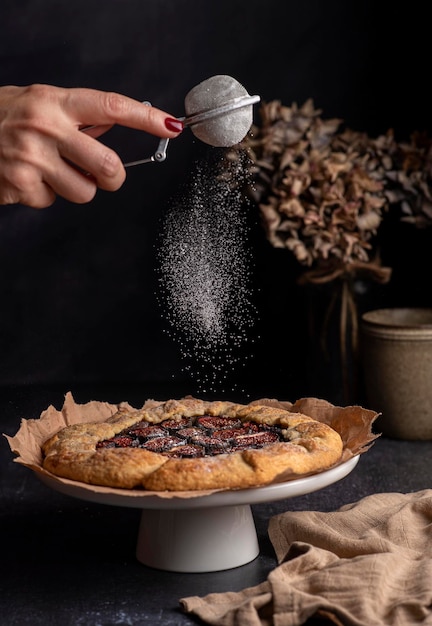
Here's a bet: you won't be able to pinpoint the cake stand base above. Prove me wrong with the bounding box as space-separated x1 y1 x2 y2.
136 504 259 572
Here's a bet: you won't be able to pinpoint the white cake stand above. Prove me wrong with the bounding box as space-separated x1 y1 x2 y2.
38 455 359 573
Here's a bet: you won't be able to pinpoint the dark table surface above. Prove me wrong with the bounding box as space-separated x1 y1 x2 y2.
1 383 432 626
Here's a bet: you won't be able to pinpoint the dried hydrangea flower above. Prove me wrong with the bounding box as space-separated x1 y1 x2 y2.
228 98 432 285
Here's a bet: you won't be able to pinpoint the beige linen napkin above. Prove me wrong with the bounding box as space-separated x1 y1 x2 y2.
180 490 432 626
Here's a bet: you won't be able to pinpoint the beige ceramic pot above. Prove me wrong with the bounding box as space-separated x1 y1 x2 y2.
361 308 432 439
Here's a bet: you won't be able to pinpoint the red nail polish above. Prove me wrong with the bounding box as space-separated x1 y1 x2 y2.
165 118 183 133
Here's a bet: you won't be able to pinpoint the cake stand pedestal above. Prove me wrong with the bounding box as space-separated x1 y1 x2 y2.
136 504 258 571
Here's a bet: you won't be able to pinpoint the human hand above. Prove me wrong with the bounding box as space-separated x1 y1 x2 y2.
0 84 183 208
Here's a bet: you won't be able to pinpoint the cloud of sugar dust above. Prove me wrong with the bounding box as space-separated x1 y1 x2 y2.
155 148 259 396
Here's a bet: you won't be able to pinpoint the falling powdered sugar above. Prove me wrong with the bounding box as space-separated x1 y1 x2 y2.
156 150 258 395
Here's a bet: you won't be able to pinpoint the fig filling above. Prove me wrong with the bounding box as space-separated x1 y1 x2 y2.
96 415 283 458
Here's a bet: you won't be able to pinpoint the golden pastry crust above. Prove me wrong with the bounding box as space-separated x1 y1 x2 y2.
42 398 343 491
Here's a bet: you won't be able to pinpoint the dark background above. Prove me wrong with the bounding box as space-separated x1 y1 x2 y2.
1 0 432 406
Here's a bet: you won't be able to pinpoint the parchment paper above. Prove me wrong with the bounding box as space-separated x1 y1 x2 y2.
4 392 380 499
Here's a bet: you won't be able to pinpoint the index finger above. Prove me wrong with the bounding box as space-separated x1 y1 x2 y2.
62 88 183 138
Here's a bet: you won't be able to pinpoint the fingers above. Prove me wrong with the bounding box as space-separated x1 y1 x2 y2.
0 169 57 209
79 124 114 139
21 184 57 209
0 84 184 208
58 129 126 192
44 162 99 204
57 88 183 193
63 88 184 138
0 155 99 208
21 187 57 209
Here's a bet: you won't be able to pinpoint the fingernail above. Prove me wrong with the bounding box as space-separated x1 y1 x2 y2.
165 118 184 133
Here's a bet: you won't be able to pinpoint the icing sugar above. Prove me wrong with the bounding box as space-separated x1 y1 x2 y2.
156 150 258 394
